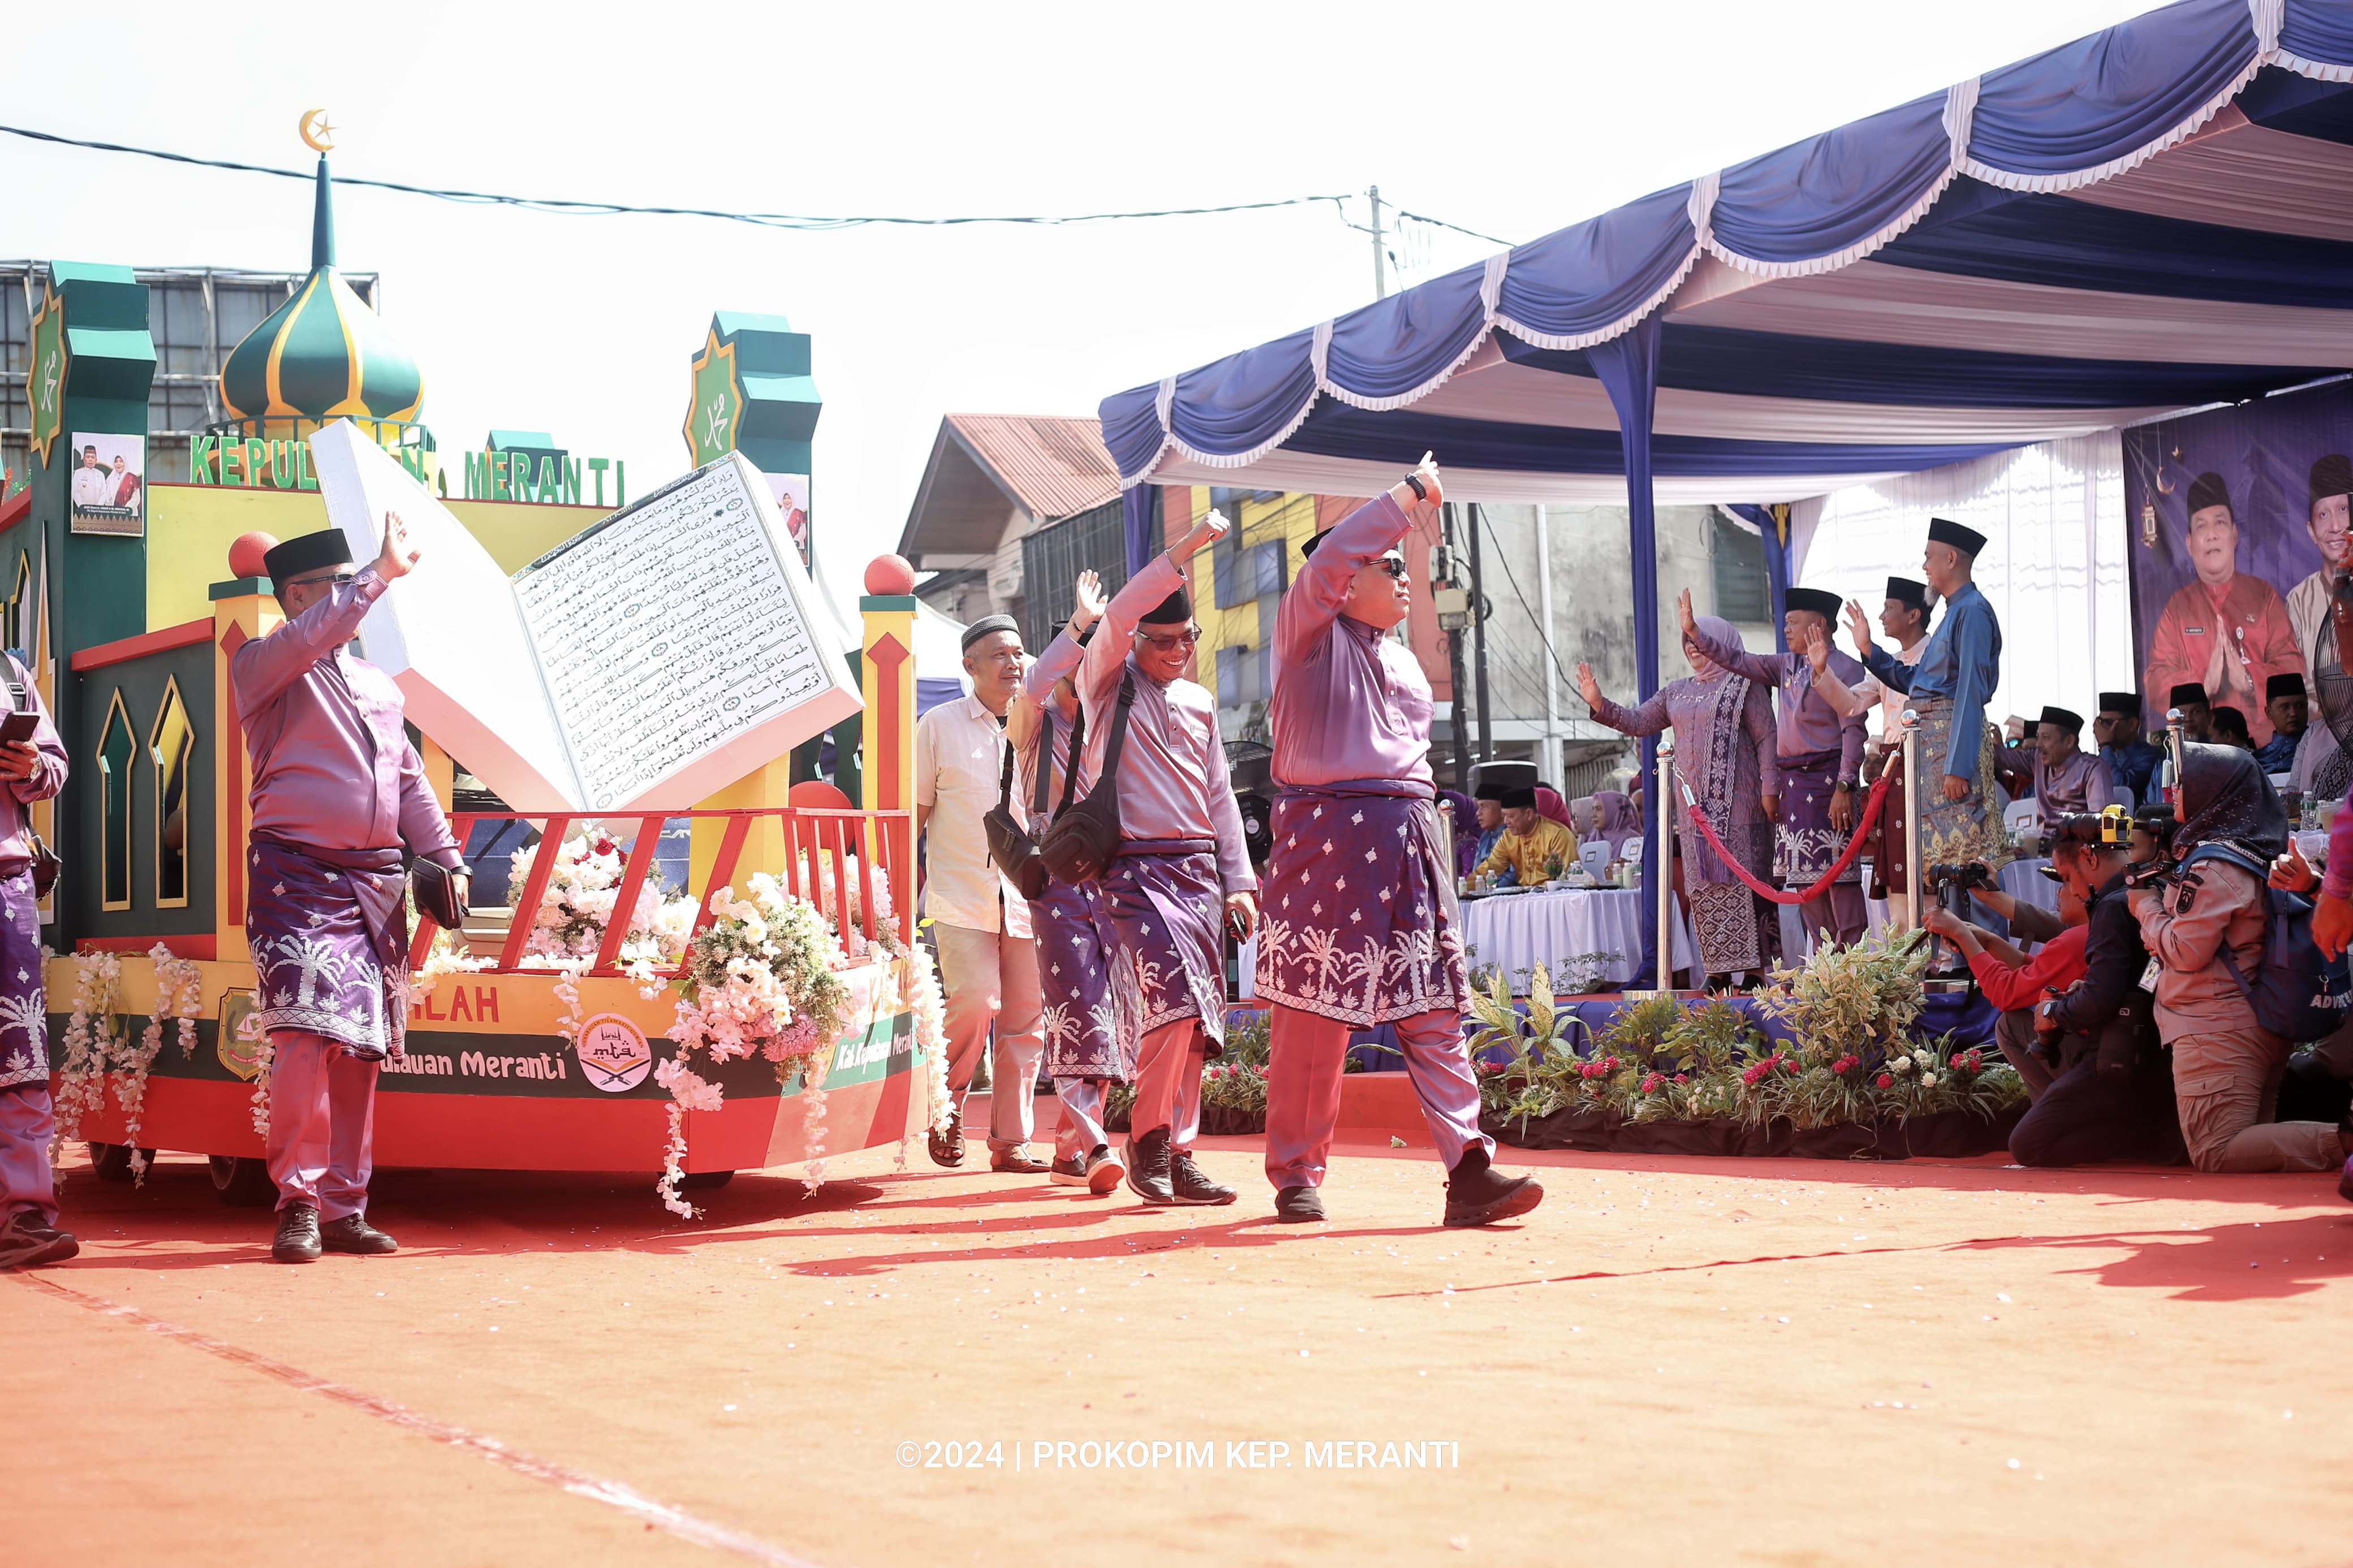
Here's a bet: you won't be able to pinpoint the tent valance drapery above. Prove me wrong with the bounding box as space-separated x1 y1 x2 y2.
1101 0 2353 984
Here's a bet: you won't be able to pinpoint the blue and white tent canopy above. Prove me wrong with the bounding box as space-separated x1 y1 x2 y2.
1100 0 2353 983
1105 0 2353 511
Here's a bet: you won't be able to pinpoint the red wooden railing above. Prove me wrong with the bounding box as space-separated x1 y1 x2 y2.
408 806 916 978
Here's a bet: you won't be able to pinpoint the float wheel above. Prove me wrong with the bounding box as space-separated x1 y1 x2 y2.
89 1142 154 1182
680 1170 735 1191
208 1154 278 1207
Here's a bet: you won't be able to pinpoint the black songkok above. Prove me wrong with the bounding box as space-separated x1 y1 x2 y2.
262 529 355 586
2186 470 2232 517
1784 588 1842 621
1925 517 1986 557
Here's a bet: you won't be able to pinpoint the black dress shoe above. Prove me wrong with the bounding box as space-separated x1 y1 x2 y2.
0 1210 78 1268
990 1146 1051 1175
1169 1148 1238 1206
1442 1144 1544 1229
320 1213 398 1254
1273 1185 1326 1224
928 1107 966 1168
1049 1152 1091 1186
273 1203 322 1264
1124 1126 1175 1204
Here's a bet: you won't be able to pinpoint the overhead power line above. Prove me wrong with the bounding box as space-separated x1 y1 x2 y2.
0 122 1519 251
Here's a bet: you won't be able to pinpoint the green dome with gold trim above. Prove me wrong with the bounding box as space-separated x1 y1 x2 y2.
220 155 423 427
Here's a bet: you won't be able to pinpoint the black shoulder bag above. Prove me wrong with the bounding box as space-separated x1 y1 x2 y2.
1040 672 1135 884
982 710 1053 902
0 660 60 899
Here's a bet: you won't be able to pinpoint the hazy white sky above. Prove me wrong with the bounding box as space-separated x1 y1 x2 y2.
2 0 2156 608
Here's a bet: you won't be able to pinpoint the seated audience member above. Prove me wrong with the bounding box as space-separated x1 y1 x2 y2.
2210 705 2254 751
1924 878 2089 1103
2256 673 2308 775
2011 810 2186 1167
1585 789 1642 860
1470 785 1507 876
2167 683 2214 742
2095 692 2165 807
1534 785 1574 831
2266 821 2353 1169
1993 705 2118 830
2128 744 2353 1179
1475 787 1578 886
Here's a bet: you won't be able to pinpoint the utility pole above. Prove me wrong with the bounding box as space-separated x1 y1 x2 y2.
1432 516 1473 792
1466 502 1493 763
1368 185 1387 301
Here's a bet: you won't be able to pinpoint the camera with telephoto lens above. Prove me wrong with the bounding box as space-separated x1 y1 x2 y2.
1925 862 1996 892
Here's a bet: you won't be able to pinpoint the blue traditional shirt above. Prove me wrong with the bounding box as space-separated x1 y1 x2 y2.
2101 740 2165 806
1472 824 1514 885
1861 581 2002 781
2254 731 2302 776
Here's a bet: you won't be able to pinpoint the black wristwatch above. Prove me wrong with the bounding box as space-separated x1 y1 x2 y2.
1834 778 1856 792
1403 472 1427 500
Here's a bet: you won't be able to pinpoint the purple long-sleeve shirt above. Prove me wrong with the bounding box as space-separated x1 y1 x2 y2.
1076 552 1256 893
1684 621 1867 777
1269 493 1433 791
2326 803 2353 904
0 655 66 865
232 568 462 867
1010 627 1087 832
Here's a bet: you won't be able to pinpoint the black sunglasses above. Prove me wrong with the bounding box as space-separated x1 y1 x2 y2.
1371 556 1408 580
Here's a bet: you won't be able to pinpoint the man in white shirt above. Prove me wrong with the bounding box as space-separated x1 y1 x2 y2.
915 615 1048 1173
68 446 110 512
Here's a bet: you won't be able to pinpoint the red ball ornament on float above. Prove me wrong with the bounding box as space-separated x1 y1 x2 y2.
230 532 279 579
864 555 916 597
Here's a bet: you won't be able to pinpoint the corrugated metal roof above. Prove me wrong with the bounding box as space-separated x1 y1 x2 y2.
943 413 1120 521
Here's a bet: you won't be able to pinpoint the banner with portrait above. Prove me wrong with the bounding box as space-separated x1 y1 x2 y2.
2123 380 2352 790
66 430 145 537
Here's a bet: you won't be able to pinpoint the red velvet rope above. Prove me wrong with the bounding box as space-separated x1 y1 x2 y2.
1675 765 1896 905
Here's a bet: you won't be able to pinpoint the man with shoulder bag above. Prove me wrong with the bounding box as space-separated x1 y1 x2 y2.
0 653 72 1268
235 519 468 1264
1067 508 1255 1206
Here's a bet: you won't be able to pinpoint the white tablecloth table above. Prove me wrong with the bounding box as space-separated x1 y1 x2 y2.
1458 887 1696 993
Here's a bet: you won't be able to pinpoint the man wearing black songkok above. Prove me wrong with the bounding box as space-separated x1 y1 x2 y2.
2255 672 2308 774
2142 472 2303 748
2287 453 2353 672
2093 692 2164 807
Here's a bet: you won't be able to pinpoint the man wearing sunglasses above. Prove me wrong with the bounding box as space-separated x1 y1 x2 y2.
1075 507 1257 1205
235 519 468 1263
1257 456 1542 1228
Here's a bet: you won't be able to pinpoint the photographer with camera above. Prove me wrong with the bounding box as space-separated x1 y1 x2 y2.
2010 810 2186 1166
1922 866 2088 1102
2127 744 2353 1176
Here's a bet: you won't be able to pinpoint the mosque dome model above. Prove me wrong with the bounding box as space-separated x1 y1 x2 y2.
218 150 423 436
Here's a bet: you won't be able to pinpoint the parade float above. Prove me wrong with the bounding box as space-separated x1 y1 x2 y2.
14 132 941 1211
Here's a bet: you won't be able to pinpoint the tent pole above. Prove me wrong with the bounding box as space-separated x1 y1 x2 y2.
1468 502 1493 764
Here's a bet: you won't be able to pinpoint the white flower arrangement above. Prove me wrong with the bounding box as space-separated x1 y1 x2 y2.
653 874 854 1217
120 944 205 1185
508 826 698 971
49 950 122 1182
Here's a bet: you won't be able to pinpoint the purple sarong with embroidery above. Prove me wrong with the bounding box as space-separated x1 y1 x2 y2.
247 836 411 1060
1029 876 1137 1082
1100 839 1227 1051
1254 782 1470 1028
0 872 46 1089
1774 745 1860 885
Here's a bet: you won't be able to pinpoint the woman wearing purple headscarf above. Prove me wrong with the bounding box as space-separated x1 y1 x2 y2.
1577 616 1781 982
1584 790 1641 861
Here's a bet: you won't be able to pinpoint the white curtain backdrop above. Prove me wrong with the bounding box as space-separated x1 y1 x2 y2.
1787 431 2132 735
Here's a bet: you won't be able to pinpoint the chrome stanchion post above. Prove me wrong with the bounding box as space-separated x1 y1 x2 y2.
1900 708 1923 937
1655 735 1676 995
2162 706 2186 806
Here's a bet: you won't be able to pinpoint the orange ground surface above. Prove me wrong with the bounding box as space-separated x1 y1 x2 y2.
12 1109 2353 1568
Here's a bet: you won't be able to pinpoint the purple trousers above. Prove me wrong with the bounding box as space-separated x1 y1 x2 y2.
0 1086 55 1225
1264 1005 1487 1191
266 1031 380 1217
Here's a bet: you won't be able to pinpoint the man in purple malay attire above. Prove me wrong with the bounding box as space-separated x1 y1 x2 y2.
1075 507 1256 1207
1678 585 1871 948
235 518 467 1264
0 658 72 1269
1257 456 1544 1229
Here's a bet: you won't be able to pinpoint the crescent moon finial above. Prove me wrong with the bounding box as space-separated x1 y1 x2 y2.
299 108 335 154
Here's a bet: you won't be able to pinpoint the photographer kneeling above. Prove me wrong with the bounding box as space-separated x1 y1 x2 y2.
1922 875 2086 1103
2128 744 2353 1176
2012 811 2186 1166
